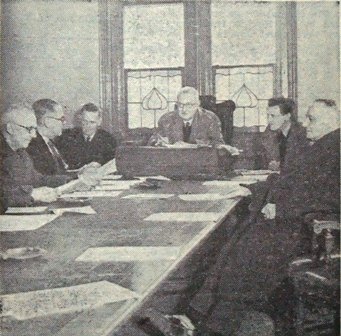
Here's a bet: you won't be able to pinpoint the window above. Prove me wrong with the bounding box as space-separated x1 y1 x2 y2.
214 65 274 131
212 1 276 131
123 3 184 129
126 68 183 128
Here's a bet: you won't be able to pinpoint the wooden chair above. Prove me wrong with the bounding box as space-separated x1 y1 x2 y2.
288 216 340 335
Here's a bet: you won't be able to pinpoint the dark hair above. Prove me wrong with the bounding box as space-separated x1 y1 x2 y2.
314 99 337 107
80 103 101 114
32 99 59 124
268 97 295 116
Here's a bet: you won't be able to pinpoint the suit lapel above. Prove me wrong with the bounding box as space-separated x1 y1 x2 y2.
37 133 56 173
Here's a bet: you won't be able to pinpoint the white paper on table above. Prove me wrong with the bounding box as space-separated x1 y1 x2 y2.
0 280 139 320
203 180 256 187
52 206 96 215
76 246 181 262
101 174 123 181
61 190 122 198
122 194 174 200
5 206 48 214
144 212 223 222
240 170 275 175
178 193 228 201
146 175 171 181
95 180 141 191
231 175 268 182
97 158 117 176
0 214 59 232
55 179 83 195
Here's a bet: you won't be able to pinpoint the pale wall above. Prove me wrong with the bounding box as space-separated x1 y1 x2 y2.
297 1 340 120
1 0 99 126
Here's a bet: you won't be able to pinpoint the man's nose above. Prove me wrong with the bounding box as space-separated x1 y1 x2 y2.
302 118 309 128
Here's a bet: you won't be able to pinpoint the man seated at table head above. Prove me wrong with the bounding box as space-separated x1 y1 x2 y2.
0 104 67 211
150 86 225 146
262 98 340 221
55 103 117 170
27 98 71 177
262 97 308 173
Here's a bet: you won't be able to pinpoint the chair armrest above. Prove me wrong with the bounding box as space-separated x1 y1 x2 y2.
313 220 340 234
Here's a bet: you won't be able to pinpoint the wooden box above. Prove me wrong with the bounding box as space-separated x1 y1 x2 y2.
116 146 233 179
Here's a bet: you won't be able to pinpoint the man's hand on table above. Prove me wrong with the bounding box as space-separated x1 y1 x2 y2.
227 186 252 198
216 144 242 156
31 187 58 203
268 160 280 171
261 203 276 219
77 162 103 187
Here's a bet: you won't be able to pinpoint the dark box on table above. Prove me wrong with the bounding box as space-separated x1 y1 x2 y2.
115 146 233 179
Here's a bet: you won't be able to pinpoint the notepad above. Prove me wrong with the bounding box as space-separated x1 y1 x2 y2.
76 246 181 262
61 191 122 198
0 281 139 320
52 206 96 215
6 206 48 214
0 214 59 232
122 194 174 200
178 193 229 201
144 212 223 222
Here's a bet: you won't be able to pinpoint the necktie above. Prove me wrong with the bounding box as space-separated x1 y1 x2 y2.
183 122 192 143
48 140 68 171
278 132 287 168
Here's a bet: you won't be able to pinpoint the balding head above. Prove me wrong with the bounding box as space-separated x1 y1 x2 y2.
303 99 340 141
176 86 200 121
2 104 37 150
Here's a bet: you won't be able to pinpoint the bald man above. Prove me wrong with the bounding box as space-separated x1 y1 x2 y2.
0 104 68 211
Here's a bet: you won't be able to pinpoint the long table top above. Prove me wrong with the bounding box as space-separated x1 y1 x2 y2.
0 178 252 336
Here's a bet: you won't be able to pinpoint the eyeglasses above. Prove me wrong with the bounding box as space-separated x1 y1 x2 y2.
46 116 66 123
177 103 198 109
14 123 37 133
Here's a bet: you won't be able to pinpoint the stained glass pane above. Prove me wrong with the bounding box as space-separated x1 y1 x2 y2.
215 65 274 129
127 69 182 129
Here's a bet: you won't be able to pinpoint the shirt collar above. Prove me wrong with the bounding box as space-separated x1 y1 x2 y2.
281 122 291 137
84 133 96 141
183 118 193 126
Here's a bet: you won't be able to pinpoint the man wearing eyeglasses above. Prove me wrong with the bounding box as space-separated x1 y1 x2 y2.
149 86 224 147
0 104 68 211
27 99 71 177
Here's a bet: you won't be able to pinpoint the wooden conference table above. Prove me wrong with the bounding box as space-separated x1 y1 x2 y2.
0 176 262 336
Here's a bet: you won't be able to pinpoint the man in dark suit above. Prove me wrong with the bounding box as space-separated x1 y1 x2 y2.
56 103 117 170
27 99 71 177
0 104 67 211
248 98 309 219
